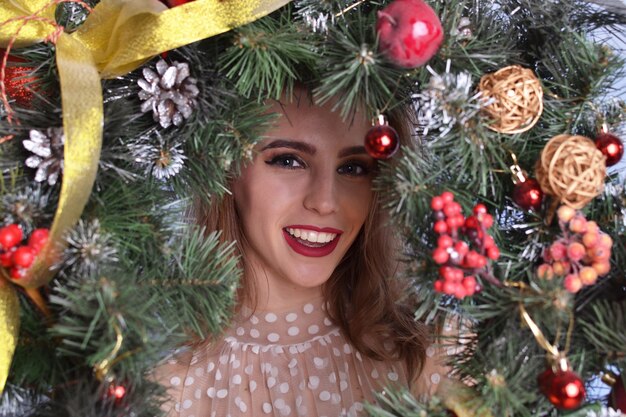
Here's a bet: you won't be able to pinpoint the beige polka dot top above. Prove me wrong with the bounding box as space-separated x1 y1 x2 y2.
155 297 444 417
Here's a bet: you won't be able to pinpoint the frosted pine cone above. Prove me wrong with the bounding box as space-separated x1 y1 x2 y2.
138 59 199 129
23 127 65 186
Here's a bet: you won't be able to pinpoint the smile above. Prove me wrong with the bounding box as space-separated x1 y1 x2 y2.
282 226 342 257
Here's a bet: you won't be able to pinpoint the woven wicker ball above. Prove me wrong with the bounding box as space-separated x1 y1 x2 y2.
478 65 543 134
535 134 606 209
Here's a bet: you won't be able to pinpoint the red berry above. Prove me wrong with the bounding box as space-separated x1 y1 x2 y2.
443 202 461 217
552 261 570 276
431 196 444 211
376 0 444 68
537 264 554 280
592 261 611 276
452 215 465 229
433 280 443 292
10 267 24 279
453 241 469 256
476 254 487 268
566 242 585 262
12 246 35 268
0 250 14 267
564 273 582 293
432 247 449 264
0 224 23 250
480 214 494 229
550 242 567 261
443 281 457 295
434 220 448 234
473 204 487 215
483 235 495 249
28 228 49 252
440 191 454 203
487 246 500 260
464 216 479 230
437 235 454 249
454 285 467 299
462 275 477 292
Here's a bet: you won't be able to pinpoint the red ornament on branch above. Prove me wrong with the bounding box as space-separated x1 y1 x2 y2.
376 0 444 68
538 367 585 410
1 49 38 108
364 115 400 159
595 132 624 167
510 159 543 211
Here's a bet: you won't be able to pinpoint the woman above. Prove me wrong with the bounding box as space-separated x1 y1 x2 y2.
155 88 446 416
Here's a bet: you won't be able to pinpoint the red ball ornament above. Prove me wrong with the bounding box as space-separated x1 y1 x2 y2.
1 50 37 107
538 368 585 410
376 0 444 68
0 224 23 250
513 178 543 211
609 375 626 412
595 132 624 167
364 115 400 159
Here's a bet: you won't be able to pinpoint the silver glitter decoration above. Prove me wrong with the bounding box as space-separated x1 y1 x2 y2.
301 10 331 32
450 16 473 40
412 62 486 137
62 219 118 277
55 1 96 33
138 59 199 129
131 136 186 180
23 127 65 185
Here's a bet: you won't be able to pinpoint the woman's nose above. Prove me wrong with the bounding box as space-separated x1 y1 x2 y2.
303 170 339 216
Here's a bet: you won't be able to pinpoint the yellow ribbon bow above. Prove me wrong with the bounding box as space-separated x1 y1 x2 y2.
0 0 290 394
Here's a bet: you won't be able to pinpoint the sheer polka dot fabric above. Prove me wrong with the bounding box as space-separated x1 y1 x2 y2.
155 298 443 416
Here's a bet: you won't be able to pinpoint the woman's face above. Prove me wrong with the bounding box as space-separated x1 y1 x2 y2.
232 94 375 302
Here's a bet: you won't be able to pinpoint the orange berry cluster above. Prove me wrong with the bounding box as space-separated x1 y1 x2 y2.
430 191 500 299
537 206 612 293
0 224 49 279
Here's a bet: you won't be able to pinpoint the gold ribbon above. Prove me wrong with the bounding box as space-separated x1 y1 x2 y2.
0 0 290 392
0 279 19 393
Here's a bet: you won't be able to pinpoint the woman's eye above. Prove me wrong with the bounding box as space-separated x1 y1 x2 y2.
265 154 305 169
338 162 369 176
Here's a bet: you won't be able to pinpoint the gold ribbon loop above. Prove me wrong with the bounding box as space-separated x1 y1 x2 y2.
0 280 19 393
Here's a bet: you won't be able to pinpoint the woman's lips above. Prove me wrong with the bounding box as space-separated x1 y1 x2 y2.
282 227 342 257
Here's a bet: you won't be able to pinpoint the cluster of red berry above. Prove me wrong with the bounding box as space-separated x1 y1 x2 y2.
0 224 49 279
430 191 500 299
537 206 612 293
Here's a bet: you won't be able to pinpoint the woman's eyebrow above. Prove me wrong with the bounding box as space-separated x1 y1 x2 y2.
261 139 316 155
338 146 367 158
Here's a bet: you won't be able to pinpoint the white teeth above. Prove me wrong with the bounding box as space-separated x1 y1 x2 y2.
287 228 338 244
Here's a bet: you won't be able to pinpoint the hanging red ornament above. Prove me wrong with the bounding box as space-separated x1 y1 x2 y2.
510 160 543 211
595 132 624 167
1 50 37 108
603 372 626 412
376 0 444 68
513 178 543 211
364 115 400 159
538 367 586 410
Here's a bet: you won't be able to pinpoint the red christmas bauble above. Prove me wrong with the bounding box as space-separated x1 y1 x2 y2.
12 246 35 268
365 124 400 159
595 132 624 167
376 0 444 68
610 375 626 412
1 50 37 107
512 178 543 211
538 368 585 410
0 224 23 250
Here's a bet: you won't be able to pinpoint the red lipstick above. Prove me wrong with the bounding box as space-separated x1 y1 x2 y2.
282 226 342 257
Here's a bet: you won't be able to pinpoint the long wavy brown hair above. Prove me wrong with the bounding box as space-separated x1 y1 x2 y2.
195 98 429 384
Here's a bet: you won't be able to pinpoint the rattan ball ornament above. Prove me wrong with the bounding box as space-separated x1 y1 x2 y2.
478 65 543 134
535 134 606 209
